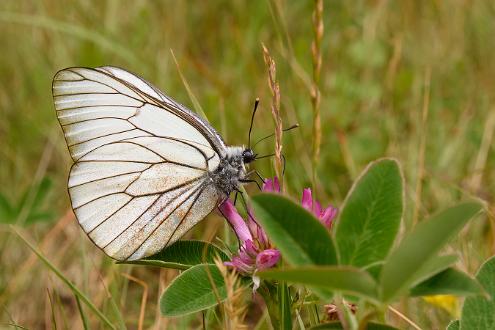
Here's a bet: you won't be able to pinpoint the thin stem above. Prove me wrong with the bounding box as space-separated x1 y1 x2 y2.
412 68 431 226
388 305 422 330
170 49 208 120
311 0 324 190
120 273 148 330
258 282 280 329
262 44 284 191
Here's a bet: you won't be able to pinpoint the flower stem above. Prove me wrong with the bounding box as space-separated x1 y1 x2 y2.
311 0 324 189
278 281 292 330
262 44 284 191
259 282 281 329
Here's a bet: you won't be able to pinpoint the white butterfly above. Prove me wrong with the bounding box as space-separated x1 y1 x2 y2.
52 66 257 261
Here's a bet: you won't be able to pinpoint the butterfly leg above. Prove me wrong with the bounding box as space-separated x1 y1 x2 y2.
239 178 262 190
254 170 266 184
242 169 264 190
233 190 239 206
236 189 263 227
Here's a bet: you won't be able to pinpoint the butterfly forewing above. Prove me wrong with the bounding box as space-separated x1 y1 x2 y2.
53 67 224 260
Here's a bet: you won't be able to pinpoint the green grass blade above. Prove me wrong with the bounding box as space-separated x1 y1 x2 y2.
12 227 115 329
0 12 136 64
170 49 208 119
278 281 292 330
75 295 90 330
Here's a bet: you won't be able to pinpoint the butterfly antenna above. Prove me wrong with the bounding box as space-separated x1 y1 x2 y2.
282 154 286 176
248 98 260 149
252 123 299 149
255 153 275 159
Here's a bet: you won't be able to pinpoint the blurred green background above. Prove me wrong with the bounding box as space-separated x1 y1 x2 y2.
1 0 494 328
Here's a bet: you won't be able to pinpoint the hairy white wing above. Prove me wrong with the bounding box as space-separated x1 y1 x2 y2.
53 67 224 260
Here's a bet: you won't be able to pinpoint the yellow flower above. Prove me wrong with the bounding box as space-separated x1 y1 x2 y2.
423 295 459 317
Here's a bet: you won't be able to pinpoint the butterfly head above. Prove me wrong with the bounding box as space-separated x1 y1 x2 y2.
242 148 256 164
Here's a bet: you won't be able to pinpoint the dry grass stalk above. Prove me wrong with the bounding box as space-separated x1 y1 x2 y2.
0 210 74 307
121 273 148 330
214 258 248 330
262 44 284 189
412 67 431 226
311 0 324 187
388 306 422 330
468 109 495 192
151 269 175 329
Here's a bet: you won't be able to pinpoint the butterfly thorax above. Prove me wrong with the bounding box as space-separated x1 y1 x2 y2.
210 146 247 197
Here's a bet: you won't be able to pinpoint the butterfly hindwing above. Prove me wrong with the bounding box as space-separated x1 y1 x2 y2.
53 67 223 260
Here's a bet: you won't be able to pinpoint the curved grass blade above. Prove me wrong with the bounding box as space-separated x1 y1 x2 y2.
12 227 115 329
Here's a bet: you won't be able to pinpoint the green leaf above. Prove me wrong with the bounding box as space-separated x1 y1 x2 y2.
380 202 482 302
410 254 459 287
446 320 459 330
460 255 495 329
118 240 228 269
0 193 14 223
335 158 404 268
251 193 337 266
160 264 226 317
410 268 484 297
25 211 56 224
310 321 398 329
259 266 378 302
30 177 53 210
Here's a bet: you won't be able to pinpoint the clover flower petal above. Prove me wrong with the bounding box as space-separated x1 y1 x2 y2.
219 200 252 244
256 249 281 270
262 177 281 193
220 199 279 276
301 187 338 229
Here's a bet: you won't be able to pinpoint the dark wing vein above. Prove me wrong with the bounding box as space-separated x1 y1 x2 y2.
69 167 151 189
123 181 207 260
60 116 136 127
91 66 227 155
164 184 207 248
67 128 140 147
102 178 204 251
56 104 141 111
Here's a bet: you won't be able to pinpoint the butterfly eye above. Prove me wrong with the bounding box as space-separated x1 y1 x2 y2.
242 149 256 164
